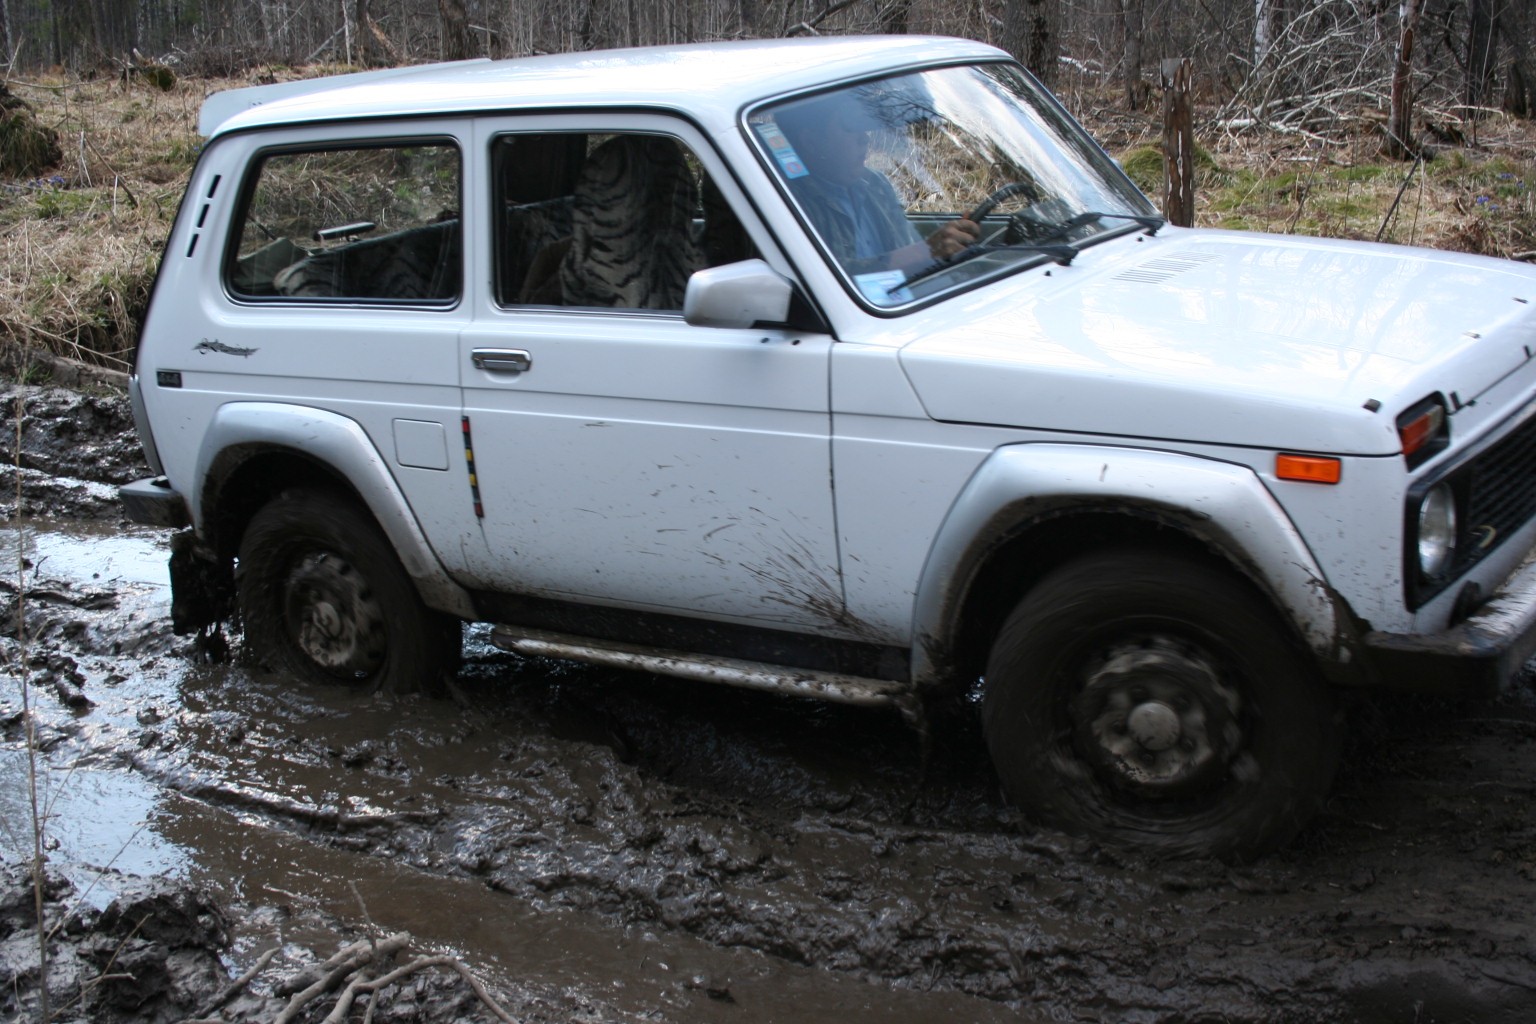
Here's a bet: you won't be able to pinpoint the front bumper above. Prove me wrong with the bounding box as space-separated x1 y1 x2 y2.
119 476 189 528
1362 554 1536 696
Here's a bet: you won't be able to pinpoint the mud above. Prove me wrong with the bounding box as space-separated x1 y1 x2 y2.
2 382 1536 1023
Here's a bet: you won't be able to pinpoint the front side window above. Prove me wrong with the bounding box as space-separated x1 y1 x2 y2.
492 131 758 310
750 64 1156 308
228 142 461 303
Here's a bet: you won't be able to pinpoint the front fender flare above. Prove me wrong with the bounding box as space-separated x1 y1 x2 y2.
193 402 476 620
910 443 1355 687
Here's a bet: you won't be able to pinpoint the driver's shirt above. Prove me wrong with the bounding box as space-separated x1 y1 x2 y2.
788 169 921 273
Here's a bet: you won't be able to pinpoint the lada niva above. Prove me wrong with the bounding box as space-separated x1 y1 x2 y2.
121 35 1536 859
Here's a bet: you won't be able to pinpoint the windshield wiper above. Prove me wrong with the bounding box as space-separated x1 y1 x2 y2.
896 241 1077 294
1042 210 1165 239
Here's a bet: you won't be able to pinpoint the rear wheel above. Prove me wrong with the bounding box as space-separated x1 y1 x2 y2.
983 548 1341 860
236 488 459 695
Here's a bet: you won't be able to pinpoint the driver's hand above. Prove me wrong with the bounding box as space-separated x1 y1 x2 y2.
927 218 980 259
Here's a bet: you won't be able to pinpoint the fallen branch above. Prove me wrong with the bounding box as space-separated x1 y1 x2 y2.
193 945 281 1017
246 930 522 1024
167 778 442 832
274 932 412 1024
351 955 519 1024
304 27 345 64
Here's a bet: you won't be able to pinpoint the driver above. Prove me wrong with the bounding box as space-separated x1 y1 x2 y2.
773 96 978 276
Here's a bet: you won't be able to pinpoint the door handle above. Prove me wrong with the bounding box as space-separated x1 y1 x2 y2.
472 348 532 374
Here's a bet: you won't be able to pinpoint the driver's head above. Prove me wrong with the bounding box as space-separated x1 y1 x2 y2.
775 94 881 186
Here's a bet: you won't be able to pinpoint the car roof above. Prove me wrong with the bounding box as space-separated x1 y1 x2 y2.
202 35 1008 137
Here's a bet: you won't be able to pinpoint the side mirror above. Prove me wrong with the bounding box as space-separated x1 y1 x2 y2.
683 259 792 329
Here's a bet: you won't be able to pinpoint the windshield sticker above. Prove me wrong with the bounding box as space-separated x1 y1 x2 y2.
855 270 913 305
755 122 808 179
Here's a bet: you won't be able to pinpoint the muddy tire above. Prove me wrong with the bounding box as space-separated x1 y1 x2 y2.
983 548 1341 861
236 488 459 695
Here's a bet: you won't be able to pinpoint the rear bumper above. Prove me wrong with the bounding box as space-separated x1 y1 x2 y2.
1361 555 1536 696
119 476 189 529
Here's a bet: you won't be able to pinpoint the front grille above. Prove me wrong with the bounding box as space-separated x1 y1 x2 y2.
1453 411 1536 575
1408 407 1536 609
1406 405 1536 604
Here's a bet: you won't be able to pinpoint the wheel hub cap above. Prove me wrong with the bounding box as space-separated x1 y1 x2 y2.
310 601 342 639
1073 639 1242 798
283 552 386 679
1126 700 1181 752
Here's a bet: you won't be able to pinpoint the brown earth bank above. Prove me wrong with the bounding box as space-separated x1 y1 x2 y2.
1 381 1535 1023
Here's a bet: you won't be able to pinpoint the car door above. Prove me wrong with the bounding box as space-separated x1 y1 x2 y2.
456 114 844 633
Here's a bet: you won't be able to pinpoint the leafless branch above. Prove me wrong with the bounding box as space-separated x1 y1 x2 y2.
785 0 869 36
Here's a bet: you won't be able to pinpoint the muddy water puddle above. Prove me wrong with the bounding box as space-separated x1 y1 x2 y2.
0 520 1034 1021
5 517 1536 1023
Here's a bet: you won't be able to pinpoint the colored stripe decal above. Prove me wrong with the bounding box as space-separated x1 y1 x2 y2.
461 415 484 519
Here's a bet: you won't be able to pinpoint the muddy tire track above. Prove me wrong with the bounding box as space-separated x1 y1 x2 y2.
3 382 1536 1023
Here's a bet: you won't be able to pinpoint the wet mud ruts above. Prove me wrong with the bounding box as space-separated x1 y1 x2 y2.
2 382 1536 1023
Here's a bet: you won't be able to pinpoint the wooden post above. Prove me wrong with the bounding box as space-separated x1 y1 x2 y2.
1161 58 1195 227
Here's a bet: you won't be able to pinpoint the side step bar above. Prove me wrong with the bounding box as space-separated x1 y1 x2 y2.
487 625 909 708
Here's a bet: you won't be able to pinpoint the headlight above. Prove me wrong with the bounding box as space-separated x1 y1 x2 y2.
1417 483 1457 578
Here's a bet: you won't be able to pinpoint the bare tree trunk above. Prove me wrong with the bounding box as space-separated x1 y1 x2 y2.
1118 0 1146 110
881 0 912 33
1001 0 1059 90
1500 2 1534 117
1464 0 1496 117
54 0 97 69
578 0 599 50
1252 0 1291 96
354 0 376 65
1508 62 1530 116
1253 0 1274 70
351 0 398 66
1161 58 1194 227
1387 0 1421 158
438 0 471 59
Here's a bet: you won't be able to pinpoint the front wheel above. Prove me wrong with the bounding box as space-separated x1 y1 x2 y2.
983 548 1341 860
236 488 460 695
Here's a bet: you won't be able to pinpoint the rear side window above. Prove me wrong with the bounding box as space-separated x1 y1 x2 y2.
491 131 759 310
227 142 461 303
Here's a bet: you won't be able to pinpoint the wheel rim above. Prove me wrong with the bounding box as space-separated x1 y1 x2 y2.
280 550 387 680
1070 638 1244 800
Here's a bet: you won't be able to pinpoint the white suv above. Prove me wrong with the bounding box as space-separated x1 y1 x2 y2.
121 36 1536 859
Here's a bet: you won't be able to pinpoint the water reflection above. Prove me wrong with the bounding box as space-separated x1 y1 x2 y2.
0 750 185 906
0 519 1026 1023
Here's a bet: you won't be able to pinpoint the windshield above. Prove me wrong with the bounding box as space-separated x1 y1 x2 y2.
749 62 1156 308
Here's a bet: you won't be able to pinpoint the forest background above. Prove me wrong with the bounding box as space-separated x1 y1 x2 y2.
1 0 1534 376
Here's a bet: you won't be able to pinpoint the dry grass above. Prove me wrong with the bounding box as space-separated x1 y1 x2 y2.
1087 100 1536 258
0 74 204 370
0 67 320 375
1 68 1534 377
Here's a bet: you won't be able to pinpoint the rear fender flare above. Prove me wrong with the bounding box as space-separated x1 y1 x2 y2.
193 402 476 619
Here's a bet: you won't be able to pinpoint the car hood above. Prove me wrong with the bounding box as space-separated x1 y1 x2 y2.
897 229 1536 455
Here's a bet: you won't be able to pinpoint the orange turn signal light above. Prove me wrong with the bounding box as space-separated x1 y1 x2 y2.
1276 454 1341 484
1398 404 1445 457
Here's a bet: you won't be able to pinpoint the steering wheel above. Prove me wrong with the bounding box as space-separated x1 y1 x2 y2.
968 181 1041 245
